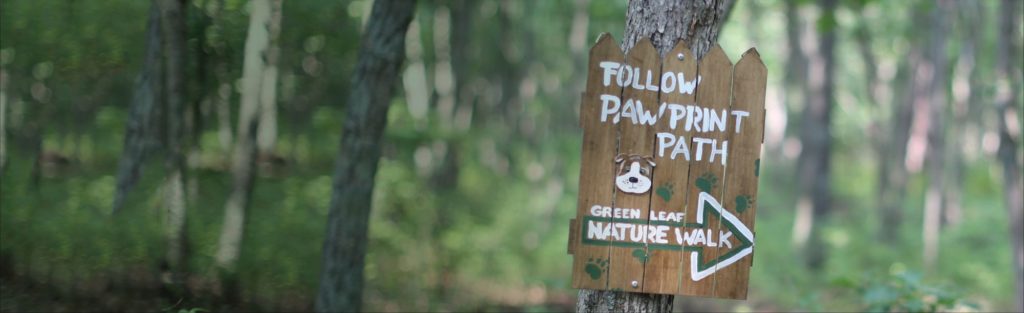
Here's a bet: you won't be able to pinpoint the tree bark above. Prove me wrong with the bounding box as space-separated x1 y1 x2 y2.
213 0 281 299
996 1 1023 311
577 0 731 312
621 0 731 58
314 1 416 312
158 0 189 287
792 0 837 270
113 2 163 214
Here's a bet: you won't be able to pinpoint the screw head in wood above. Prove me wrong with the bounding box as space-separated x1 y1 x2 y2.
631 280 639 288
677 53 685 61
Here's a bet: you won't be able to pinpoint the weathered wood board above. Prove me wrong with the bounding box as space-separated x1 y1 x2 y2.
679 45 734 298
570 33 623 291
714 49 766 299
641 41 698 295
606 37 660 291
568 34 766 300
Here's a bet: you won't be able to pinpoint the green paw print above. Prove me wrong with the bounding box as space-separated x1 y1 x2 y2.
735 195 754 213
585 258 609 280
632 248 649 263
695 172 717 193
656 182 674 202
755 159 761 177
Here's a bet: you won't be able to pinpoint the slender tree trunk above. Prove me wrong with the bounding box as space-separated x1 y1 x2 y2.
0 54 7 174
944 0 983 229
853 1 907 243
922 0 951 270
576 1 731 312
206 0 234 154
429 0 476 304
158 0 189 288
113 2 163 213
185 0 213 203
877 51 917 242
314 1 416 311
791 0 837 270
789 1 814 248
996 1 1023 311
256 0 282 155
780 0 807 160
213 0 281 298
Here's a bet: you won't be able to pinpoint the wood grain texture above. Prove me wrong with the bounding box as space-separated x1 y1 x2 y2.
641 41 698 295
570 37 764 301
714 48 765 299
607 37 661 291
571 33 623 290
678 45 733 298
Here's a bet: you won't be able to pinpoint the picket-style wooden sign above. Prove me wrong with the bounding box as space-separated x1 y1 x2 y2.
568 33 766 300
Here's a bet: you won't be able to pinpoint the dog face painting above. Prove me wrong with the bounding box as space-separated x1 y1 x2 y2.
614 154 656 194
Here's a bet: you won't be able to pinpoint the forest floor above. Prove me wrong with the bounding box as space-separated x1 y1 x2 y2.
0 277 162 312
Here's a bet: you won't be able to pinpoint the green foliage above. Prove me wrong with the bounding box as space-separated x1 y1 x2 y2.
0 0 1021 311
854 271 977 312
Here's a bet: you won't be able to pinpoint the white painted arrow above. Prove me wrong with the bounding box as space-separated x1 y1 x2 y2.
689 191 755 281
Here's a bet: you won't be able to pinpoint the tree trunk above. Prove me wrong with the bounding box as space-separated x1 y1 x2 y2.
921 0 951 270
213 0 281 298
0 51 7 174
621 0 731 58
216 82 233 152
113 2 163 214
429 0 476 304
996 1 1023 311
780 0 807 160
576 1 731 312
314 1 416 312
158 0 189 288
256 0 282 155
944 0 984 229
877 48 917 242
205 0 233 154
791 0 837 270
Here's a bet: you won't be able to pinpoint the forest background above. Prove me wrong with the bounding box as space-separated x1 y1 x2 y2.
0 0 1022 312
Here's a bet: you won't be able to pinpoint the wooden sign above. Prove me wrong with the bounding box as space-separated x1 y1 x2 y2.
568 33 766 300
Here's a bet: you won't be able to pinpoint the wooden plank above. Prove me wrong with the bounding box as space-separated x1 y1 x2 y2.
571 33 623 290
714 48 766 299
606 37 661 291
641 41 699 295
678 45 733 297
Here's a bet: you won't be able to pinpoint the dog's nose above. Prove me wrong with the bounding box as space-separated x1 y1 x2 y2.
628 177 639 183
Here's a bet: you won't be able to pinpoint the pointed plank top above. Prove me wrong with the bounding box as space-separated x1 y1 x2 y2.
590 33 624 59
665 40 697 64
626 36 659 59
700 44 733 67
736 47 765 70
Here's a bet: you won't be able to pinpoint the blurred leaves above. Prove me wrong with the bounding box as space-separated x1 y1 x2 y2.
857 271 977 313
0 0 1021 311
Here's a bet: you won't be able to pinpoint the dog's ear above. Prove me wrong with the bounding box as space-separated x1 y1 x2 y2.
644 156 656 167
614 154 625 163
